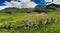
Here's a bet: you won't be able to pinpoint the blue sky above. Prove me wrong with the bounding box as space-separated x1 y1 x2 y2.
0 0 11 6
0 0 46 6
31 0 46 5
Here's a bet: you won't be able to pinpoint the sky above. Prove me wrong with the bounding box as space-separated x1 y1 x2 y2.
0 0 46 6
0 0 11 6
0 0 60 10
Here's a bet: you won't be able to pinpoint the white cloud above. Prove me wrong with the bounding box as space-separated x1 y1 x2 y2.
4 0 60 8
53 0 60 5
45 0 52 2
20 0 30 2
0 0 37 10
45 0 60 5
0 6 9 10
4 1 22 8
4 0 37 8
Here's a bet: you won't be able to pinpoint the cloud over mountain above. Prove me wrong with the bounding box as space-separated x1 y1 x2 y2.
0 0 37 10
45 0 60 5
0 6 8 10
0 0 60 10
53 0 60 5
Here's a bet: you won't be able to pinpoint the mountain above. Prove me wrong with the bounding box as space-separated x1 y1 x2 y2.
46 3 60 8
0 3 60 14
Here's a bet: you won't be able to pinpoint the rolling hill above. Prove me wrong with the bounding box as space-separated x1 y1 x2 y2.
0 4 60 33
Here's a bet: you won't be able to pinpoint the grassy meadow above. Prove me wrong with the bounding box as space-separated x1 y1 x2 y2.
0 6 60 33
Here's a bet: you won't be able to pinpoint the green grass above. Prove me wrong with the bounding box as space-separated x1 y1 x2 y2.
0 13 27 26
0 8 60 33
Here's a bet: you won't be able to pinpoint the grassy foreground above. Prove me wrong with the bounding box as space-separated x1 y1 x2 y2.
0 8 60 33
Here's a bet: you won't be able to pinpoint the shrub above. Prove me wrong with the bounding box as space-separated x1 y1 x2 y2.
21 13 58 28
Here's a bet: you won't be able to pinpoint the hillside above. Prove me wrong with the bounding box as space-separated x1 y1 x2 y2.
0 5 60 33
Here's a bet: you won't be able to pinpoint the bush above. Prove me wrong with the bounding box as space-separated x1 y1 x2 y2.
21 13 58 28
